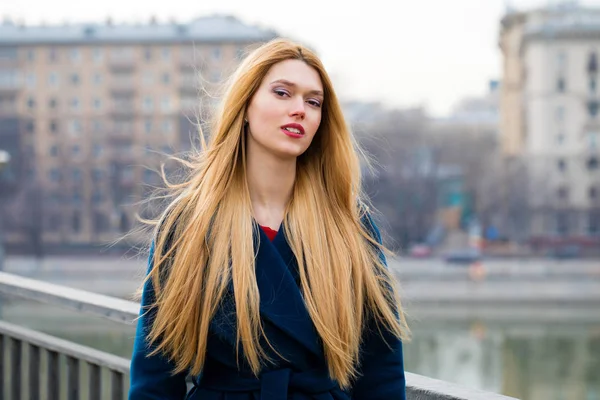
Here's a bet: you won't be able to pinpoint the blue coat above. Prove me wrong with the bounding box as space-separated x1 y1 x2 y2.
128 214 406 400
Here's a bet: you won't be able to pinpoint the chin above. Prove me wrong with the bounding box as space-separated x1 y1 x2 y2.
270 145 309 159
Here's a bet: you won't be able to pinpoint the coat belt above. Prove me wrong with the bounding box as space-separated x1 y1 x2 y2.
197 366 339 400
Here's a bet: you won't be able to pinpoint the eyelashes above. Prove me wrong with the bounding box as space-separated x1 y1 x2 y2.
272 88 322 108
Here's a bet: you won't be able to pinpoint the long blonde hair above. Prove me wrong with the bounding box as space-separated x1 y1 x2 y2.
141 38 409 388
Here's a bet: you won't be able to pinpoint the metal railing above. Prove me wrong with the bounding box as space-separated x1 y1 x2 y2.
0 271 519 400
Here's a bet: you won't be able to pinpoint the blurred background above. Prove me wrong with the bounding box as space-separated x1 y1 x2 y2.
0 0 599 399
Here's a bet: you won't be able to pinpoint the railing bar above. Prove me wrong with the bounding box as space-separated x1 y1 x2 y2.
0 321 129 374
47 350 59 400
0 271 139 324
29 343 41 400
67 356 79 400
10 337 21 400
111 369 124 400
0 335 4 400
89 363 101 400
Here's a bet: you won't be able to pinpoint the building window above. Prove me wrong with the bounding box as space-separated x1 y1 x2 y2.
588 101 599 118
49 168 61 182
50 145 59 157
48 48 58 62
236 46 246 60
212 47 221 61
70 48 81 62
144 119 152 133
557 186 569 200
92 169 104 182
27 49 35 61
590 187 598 200
590 132 599 149
143 97 153 112
71 98 80 112
589 212 600 235
591 78 597 94
162 72 170 85
92 193 104 206
92 120 102 133
93 98 102 110
72 145 81 157
556 212 569 235
161 47 171 61
49 98 57 109
556 51 567 70
25 120 35 133
555 106 565 123
144 47 152 61
588 52 598 74
93 73 102 85
93 144 102 158
26 73 36 88
557 159 566 172
93 47 104 63
163 119 172 133
70 73 80 85
161 96 171 112
143 71 153 85
588 156 599 171
48 72 59 86
50 120 58 133
69 119 83 135
72 168 82 181
27 97 35 109
556 77 566 93
72 211 81 233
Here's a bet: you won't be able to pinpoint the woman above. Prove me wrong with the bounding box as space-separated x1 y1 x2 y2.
129 38 410 400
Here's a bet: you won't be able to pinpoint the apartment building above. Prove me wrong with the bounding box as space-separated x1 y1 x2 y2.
499 3 600 237
0 15 277 249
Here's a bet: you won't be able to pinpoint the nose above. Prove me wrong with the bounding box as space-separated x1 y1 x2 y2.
289 97 305 120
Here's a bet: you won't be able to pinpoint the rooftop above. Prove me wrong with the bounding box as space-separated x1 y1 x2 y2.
0 15 278 45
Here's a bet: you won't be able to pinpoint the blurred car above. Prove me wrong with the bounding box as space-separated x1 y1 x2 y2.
409 244 432 258
546 245 582 259
444 248 482 265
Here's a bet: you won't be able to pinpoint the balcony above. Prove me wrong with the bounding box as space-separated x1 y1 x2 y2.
110 80 136 97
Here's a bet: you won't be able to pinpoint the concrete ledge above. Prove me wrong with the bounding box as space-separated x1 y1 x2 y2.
406 372 519 400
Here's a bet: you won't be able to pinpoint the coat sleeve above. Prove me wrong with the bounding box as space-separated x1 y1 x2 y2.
352 211 406 400
128 241 188 400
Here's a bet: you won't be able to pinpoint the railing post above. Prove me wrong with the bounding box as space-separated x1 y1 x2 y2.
0 335 4 400
29 344 41 400
67 356 79 400
89 363 101 400
47 350 59 400
111 369 124 400
10 337 21 400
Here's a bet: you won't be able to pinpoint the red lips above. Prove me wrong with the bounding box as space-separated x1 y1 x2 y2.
280 123 305 135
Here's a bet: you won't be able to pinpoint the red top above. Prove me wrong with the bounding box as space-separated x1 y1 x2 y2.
259 225 278 241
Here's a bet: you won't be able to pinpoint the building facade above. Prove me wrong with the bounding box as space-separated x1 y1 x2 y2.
0 16 277 250
499 3 600 239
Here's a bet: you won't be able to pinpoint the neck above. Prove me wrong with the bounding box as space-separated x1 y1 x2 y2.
246 142 296 228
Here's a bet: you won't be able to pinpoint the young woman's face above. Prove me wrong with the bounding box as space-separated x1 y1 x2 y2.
245 59 324 160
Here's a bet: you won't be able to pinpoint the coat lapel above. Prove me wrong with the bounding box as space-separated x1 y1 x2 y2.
254 222 323 358
209 222 323 359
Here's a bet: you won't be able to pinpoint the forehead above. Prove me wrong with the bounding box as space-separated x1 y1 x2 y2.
263 59 323 92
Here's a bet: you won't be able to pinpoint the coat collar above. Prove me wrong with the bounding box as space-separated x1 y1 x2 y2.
210 221 323 359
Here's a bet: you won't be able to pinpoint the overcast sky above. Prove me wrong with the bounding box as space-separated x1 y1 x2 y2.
3 0 599 116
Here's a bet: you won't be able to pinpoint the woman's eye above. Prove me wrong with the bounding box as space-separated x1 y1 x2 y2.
307 99 322 108
273 89 289 97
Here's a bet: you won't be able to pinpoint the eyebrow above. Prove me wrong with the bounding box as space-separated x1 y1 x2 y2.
270 79 324 97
